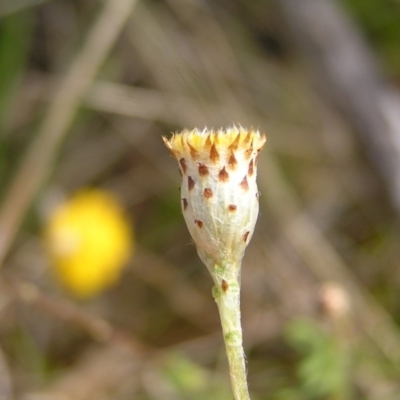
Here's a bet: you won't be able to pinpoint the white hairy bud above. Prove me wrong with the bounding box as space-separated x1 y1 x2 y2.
163 126 266 271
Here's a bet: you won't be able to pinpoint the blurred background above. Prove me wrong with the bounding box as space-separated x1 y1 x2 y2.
1 0 400 398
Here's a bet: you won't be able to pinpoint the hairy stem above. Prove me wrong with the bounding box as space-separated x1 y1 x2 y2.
212 267 250 400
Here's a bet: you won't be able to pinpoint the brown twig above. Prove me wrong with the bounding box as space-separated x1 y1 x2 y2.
3 278 148 355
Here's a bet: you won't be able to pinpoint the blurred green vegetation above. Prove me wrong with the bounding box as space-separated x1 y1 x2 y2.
340 0 400 76
282 318 352 400
0 11 34 201
0 12 33 130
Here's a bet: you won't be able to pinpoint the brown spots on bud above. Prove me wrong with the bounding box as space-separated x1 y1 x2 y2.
221 279 229 293
228 204 237 212
228 151 237 170
240 176 249 191
218 167 229 182
179 158 187 174
245 148 252 160
243 231 250 242
248 159 254 176
195 219 204 228
204 188 213 199
182 198 188 210
188 176 195 191
198 163 209 176
210 144 219 163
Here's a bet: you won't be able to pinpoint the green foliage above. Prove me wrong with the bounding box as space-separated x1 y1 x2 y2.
282 318 351 400
160 352 233 400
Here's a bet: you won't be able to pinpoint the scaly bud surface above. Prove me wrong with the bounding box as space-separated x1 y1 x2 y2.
163 127 266 272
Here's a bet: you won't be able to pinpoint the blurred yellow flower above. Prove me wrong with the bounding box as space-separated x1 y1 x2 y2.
44 189 133 298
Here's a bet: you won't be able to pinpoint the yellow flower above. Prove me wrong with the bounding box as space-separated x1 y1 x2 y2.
44 189 133 298
163 126 266 271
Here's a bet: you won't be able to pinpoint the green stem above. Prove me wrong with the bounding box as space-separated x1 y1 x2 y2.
212 267 250 400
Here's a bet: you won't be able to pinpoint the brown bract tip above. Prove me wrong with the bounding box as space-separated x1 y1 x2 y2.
205 134 212 149
228 151 237 170
248 159 254 176
187 141 198 160
240 176 249 191
195 219 204 228
229 133 241 151
243 130 253 144
198 164 209 176
204 188 213 199
245 148 252 160
210 143 219 163
188 176 195 191
218 167 229 182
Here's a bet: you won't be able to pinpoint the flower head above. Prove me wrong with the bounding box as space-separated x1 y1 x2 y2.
164 126 266 271
44 189 133 298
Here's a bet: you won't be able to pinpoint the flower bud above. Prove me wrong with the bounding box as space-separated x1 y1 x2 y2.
164 127 266 271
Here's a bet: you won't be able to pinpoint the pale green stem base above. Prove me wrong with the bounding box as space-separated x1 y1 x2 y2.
212 265 250 400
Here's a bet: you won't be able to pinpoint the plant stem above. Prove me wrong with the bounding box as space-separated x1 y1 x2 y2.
212 267 250 400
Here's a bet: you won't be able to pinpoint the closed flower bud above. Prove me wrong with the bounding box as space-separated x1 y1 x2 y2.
163 127 266 271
